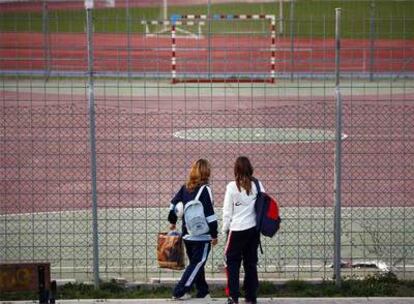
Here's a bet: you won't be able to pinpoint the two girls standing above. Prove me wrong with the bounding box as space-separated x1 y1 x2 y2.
168 156 263 304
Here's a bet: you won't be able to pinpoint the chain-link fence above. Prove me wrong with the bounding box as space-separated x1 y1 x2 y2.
1 0 413 285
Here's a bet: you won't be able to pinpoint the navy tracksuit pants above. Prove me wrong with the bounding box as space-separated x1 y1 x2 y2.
173 240 211 298
225 226 260 303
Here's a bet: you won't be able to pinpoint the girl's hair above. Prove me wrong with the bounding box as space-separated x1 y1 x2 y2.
234 156 254 195
186 159 211 192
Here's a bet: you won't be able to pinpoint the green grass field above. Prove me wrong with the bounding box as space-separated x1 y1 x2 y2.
1 0 414 38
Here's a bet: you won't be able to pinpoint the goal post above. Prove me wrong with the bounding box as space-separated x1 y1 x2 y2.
170 14 276 84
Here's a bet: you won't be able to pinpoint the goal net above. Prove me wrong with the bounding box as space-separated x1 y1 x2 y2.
171 14 276 83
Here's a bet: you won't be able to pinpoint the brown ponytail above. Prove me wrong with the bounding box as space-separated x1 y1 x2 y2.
234 156 254 195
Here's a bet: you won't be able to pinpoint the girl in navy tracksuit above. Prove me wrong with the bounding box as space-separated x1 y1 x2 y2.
222 156 264 304
168 159 218 300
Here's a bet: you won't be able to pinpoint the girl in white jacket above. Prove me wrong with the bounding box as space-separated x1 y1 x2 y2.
222 156 264 304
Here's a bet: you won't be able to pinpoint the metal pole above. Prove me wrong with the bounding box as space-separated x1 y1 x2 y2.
126 0 131 80
279 0 283 35
334 7 342 288
163 0 168 21
369 1 375 81
42 0 50 79
86 4 100 289
289 0 294 81
207 0 212 80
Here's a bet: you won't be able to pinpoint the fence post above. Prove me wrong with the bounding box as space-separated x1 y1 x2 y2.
42 0 50 79
207 0 212 80
289 0 295 81
334 7 342 288
163 0 168 20
279 0 284 35
126 0 131 80
85 0 100 289
369 1 375 81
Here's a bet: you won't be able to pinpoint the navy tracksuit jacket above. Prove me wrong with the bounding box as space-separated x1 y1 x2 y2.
168 184 218 298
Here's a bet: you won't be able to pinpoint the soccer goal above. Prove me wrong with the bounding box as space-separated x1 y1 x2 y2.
171 14 276 84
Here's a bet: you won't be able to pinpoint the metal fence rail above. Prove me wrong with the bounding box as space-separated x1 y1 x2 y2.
1 0 413 285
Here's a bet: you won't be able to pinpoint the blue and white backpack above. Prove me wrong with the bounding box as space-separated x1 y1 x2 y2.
184 185 210 236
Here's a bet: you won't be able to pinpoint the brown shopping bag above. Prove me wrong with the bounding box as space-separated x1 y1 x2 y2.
157 232 185 270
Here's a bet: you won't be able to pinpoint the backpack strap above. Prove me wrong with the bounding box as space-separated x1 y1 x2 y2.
258 236 263 254
252 178 264 254
195 185 206 201
253 178 261 194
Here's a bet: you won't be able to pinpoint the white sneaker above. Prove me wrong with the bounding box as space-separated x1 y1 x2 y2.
172 293 192 301
197 294 211 301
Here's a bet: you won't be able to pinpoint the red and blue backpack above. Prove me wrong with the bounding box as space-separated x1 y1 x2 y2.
253 178 281 241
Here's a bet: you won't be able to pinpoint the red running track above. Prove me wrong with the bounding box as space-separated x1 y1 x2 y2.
1 32 413 74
